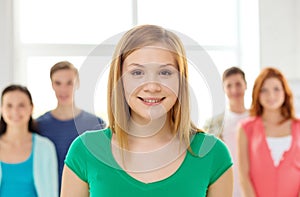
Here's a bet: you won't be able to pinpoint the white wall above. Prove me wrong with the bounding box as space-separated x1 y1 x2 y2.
239 0 260 109
1 0 300 91
259 0 300 79
0 0 14 91
297 0 300 72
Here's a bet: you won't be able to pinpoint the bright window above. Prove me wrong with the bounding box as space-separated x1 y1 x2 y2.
137 0 237 46
15 0 259 127
19 0 133 44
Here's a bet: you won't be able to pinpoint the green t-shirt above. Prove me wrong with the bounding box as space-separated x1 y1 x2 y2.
65 128 232 197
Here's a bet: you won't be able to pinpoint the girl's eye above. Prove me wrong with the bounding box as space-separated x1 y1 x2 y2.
260 88 267 93
67 81 74 86
130 70 144 76
159 70 173 76
274 87 281 92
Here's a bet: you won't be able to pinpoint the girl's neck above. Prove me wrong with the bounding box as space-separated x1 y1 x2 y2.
125 116 175 152
262 110 284 124
1 126 32 144
111 114 187 173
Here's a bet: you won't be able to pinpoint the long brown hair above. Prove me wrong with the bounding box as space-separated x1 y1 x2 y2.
250 67 295 121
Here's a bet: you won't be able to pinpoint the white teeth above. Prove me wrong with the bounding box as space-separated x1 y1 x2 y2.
143 99 161 103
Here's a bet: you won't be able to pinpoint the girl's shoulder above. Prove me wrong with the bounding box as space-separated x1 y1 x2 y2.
190 132 230 158
239 116 261 128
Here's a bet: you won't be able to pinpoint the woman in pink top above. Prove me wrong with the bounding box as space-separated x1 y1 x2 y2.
237 67 300 197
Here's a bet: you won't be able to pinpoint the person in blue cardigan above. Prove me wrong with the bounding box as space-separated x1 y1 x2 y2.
36 61 106 192
0 84 58 197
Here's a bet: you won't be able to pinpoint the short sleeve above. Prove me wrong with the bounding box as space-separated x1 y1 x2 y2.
64 136 88 182
97 117 107 129
209 139 233 184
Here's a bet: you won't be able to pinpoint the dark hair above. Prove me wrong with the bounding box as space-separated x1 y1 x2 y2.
0 84 39 136
222 66 246 83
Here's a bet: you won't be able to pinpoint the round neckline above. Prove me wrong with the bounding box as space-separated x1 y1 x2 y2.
115 150 189 189
49 110 83 122
226 109 249 117
101 129 190 189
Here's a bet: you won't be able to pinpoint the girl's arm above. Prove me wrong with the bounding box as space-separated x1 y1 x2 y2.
237 127 256 197
207 167 233 197
60 165 89 197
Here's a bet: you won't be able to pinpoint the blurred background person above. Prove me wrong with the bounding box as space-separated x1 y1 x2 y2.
204 66 249 197
0 84 58 197
238 67 300 197
37 61 106 192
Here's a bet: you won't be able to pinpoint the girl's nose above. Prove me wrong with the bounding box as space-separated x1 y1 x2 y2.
143 82 162 92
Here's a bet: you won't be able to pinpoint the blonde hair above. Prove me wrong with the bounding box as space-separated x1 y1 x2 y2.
107 25 201 150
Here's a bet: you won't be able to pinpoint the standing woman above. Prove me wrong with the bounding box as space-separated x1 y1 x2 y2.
61 24 233 197
238 67 300 197
0 85 58 197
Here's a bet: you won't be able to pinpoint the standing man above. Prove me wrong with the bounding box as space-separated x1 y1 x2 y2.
203 66 248 197
37 61 106 192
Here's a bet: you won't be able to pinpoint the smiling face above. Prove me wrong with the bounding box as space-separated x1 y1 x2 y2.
1 90 33 128
223 73 247 104
122 46 179 124
259 77 285 112
51 69 78 106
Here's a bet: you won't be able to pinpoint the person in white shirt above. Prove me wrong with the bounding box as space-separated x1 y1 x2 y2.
203 66 248 197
